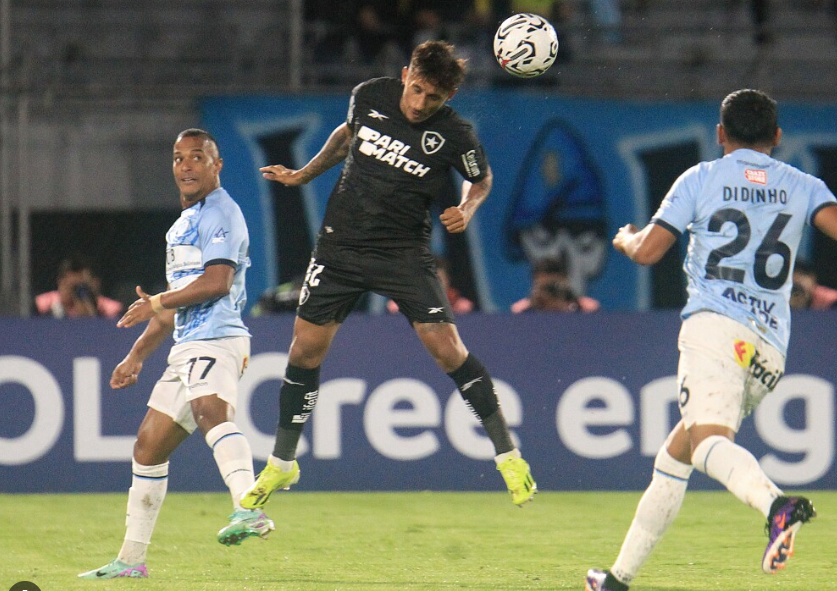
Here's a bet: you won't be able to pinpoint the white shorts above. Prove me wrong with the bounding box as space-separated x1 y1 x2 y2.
677 311 785 432
147 336 250 434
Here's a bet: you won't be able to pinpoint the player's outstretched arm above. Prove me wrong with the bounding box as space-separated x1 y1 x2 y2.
260 123 353 186
118 286 164 328
118 265 234 330
613 222 677 265
441 168 493 234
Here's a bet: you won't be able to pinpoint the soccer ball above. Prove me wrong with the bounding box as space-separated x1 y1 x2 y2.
493 13 559 78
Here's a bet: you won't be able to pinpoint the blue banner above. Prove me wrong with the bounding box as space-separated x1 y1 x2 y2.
201 93 837 313
2 311 835 492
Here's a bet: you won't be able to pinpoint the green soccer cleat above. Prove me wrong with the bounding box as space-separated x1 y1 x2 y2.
217 508 275 546
240 460 300 509
78 559 148 579
497 456 537 506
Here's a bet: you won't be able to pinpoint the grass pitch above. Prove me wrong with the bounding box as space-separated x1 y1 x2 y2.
2 491 835 590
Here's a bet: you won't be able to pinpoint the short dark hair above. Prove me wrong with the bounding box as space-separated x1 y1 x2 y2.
720 89 778 147
409 41 466 93
176 128 220 157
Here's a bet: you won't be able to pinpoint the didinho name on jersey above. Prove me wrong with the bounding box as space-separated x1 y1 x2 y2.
357 125 431 177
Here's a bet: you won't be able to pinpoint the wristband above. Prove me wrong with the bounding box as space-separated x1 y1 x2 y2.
149 293 166 314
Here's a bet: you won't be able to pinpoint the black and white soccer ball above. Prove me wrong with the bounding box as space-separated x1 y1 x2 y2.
493 13 559 78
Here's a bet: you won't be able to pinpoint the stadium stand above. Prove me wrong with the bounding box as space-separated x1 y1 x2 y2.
5 0 837 99
1 0 836 315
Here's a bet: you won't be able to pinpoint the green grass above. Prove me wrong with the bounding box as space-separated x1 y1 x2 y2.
2 491 835 590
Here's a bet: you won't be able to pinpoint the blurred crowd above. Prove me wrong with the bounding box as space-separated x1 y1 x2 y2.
302 0 837 85
41 250 837 320
303 0 585 85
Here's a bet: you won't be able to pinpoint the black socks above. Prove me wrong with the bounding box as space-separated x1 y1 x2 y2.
273 364 321 460
448 353 514 454
273 355 516 459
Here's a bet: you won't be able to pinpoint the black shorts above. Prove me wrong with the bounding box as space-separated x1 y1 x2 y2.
297 240 455 325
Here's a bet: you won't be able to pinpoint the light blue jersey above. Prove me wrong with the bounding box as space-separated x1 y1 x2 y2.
165 187 251 344
652 148 837 355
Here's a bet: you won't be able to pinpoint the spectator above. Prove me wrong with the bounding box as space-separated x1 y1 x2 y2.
304 0 355 78
728 0 773 45
35 254 123 319
790 260 837 309
388 255 476 315
449 1 505 84
750 0 772 45
411 7 448 47
350 1 403 69
511 257 600 313
401 0 468 49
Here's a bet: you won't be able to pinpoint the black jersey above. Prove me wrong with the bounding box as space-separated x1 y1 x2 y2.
319 77 489 248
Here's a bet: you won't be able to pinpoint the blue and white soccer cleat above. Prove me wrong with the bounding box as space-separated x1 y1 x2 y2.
217 508 275 546
78 559 148 579
762 496 816 574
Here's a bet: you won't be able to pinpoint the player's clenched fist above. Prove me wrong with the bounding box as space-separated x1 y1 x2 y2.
612 223 639 254
440 206 470 234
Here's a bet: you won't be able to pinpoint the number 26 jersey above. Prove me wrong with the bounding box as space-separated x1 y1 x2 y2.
652 147 837 355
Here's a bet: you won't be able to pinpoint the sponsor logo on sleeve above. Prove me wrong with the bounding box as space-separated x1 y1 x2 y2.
461 149 481 178
211 228 229 243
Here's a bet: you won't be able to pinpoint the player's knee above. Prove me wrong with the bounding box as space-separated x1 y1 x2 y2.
288 338 330 368
416 323 466 372
289 320 338 367
190 395 231 435
662 438 692 466
436 348 468 373
133 438 169 466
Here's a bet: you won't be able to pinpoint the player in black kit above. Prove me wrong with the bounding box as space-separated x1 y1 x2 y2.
240 41 536 508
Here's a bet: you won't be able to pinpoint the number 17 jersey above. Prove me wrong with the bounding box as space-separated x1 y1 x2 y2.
652 147 837 355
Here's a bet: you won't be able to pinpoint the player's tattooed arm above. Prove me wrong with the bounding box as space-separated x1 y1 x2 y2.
260 123 354 186
441 166 493 234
